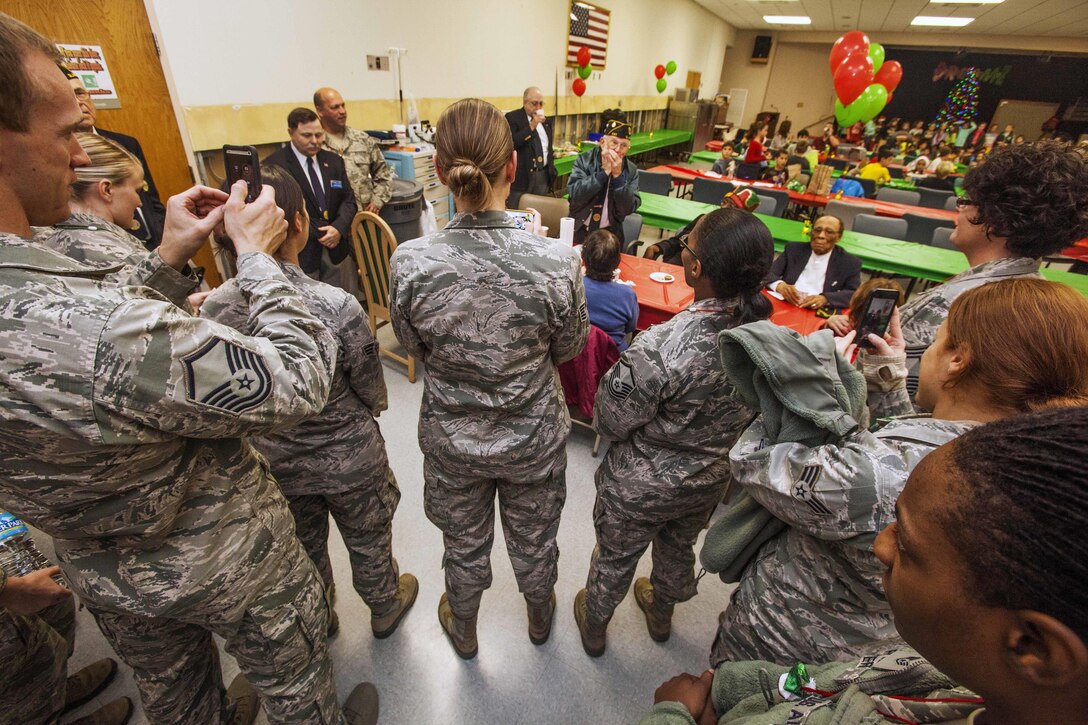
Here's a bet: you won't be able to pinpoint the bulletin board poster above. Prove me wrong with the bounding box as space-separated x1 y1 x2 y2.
57 44 121 109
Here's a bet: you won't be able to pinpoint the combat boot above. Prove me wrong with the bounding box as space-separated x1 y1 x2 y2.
63 658 119 714
438 592 478 659
574 588 607 657
225 672 259 725
343 682 379 725
526 589 556 645
68 697 132 725
371 573 419 639
634 577 674 642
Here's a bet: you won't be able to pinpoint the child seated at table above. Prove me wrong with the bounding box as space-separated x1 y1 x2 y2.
761 150 790 186
858 148 893 185
582 229 639 352
711 141 737 177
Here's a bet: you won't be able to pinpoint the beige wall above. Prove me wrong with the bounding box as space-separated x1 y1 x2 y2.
148 0 736 150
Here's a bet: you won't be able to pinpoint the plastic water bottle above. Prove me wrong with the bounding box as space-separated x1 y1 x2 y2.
0 511 61 582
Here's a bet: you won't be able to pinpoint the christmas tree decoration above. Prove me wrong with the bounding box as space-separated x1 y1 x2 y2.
936 67 980 124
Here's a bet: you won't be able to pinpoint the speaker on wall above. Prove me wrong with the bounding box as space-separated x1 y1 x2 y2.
751 35 772 64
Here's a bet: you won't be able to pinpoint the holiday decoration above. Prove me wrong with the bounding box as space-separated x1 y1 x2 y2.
578 64 592 80
829 32 902 126
936 67 980 124
654 64 666 79
572 77 586 97
665 60 677 75
656 78 667 93
576 46 591 68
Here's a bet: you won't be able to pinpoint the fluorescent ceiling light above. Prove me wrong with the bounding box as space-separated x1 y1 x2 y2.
764 15 811 24
911 15 974 26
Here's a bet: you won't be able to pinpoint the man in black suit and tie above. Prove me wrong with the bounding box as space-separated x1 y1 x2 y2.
767 214 861 310
263 107 358 286
505 87 556 208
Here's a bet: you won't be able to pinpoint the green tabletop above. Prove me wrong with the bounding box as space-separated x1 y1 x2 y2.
688 150 720 165
553 129 693 177
634 192 1088 295
685 154 916 191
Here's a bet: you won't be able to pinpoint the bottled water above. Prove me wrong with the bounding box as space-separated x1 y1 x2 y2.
0 511 63 584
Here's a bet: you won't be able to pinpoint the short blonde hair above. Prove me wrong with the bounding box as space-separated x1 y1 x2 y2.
935 161 955 179
71 132 141 200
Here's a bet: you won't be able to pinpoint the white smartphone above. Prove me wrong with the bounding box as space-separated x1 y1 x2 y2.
505 209 537 231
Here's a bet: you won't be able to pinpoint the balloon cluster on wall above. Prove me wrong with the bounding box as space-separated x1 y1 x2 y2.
573 46 592 97
829 31 903 126
653 60 677 94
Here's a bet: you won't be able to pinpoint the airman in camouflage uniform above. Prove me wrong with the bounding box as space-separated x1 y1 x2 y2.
202 259 413 635
322 127 394 212
579 298 757 641
0 238 348 723
900 256 1041 396
389 210 587 636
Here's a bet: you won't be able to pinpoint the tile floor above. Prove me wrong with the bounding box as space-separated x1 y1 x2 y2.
45 328 737 725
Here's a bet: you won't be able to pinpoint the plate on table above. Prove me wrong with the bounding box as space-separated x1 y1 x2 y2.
649 272 675 283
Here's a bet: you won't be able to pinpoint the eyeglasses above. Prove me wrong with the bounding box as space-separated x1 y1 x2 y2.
678 235 700 261
955 197 976 208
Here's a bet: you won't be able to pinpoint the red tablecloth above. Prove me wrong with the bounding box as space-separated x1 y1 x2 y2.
1061 238 1088 263
618 253 823 334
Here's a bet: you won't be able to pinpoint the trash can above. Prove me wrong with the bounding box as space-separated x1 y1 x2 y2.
379 179 424 242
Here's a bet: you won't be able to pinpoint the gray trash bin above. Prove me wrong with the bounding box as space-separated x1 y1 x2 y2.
379 179 424 242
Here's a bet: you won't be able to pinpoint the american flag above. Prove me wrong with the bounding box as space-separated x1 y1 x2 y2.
567 2 610 70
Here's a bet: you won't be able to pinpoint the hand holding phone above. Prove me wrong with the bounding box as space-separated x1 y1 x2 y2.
855 289 900 349
505 208 538 232
223 145 262 203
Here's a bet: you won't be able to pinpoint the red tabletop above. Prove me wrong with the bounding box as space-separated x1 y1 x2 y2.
618 253 823 335
705 140 723 152
1061 238 1088 263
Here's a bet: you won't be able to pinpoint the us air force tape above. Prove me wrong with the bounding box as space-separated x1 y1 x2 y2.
606 359 635 401
183 338 272 413
579 302 589 324
362 339 379 358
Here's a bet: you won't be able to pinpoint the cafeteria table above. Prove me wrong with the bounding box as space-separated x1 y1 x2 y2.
685 151 917 190
552 129 694 177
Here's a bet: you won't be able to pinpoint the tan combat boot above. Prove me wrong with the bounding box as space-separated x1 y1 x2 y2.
342 681 380 725
634 577 674 642
438 592 478 659
63 657 118 713
574 588 607 657
225 673 260 725
371 573 419 639
526 589 556 645
68 697 132 725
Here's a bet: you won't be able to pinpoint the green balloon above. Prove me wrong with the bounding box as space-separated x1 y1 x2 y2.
578 64 592 80
868 42 884 74
665 60 677 76
656 78 668 93
857 83 889 122
836 98 863 127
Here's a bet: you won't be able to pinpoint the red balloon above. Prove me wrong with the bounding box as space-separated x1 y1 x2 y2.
572 77 587 97
829 31 870 74
874 60 903 94
577 46 591 68
833 52 874 106
654 64 666 79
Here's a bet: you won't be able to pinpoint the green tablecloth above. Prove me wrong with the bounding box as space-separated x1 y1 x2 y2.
634 192 1088 295
553 129 693 177
685 154 917 191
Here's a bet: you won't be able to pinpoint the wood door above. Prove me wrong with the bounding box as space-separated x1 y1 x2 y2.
5 0 221 286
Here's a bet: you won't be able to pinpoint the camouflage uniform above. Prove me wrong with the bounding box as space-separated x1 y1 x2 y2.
35 211 199 309
711 414 975 667
389 211 587 618
900 256 1042 395
322 127 394 210
0 239 348 724
583 298 755 625
202 261 402 613
0 568 76 724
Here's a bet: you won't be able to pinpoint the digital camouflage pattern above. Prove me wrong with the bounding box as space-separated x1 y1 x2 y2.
203 261 402 610
389 210 588 480
390 211 586 617
0 596 75 724
0 239 346 723
584 298 755 624
900 256 1042 396
712 416 976 667
36 211 200 309
322 127 394 209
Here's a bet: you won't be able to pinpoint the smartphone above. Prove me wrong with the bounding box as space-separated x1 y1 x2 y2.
223 145 261 203
505 209 537 231
854 288 900 348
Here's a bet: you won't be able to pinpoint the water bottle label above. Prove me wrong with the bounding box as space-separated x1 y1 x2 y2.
0 512 28 543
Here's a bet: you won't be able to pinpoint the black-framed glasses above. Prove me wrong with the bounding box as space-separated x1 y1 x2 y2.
678 234 700 261
955 196 976 208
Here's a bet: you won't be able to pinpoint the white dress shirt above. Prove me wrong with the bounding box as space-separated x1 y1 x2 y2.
771 249 831 297
291 144 324 195
528 112 549 164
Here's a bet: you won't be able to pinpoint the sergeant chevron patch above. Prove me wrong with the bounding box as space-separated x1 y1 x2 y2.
183 338 272 414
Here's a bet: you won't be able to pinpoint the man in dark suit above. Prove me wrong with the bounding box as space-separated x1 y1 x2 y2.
505 87 556 208
66 68 167 249
263 107 358 285
767 214 861 310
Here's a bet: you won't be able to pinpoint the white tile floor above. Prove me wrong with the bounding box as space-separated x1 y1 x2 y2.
47 327 737 725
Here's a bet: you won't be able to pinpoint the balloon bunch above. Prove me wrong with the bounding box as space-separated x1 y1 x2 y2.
573 46 592 97
653 60 677 94
829 32 902 126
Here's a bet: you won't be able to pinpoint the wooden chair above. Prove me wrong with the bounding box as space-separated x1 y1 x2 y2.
350 211 417 382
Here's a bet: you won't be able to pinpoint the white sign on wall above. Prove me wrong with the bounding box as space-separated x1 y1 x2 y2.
57 43 121 109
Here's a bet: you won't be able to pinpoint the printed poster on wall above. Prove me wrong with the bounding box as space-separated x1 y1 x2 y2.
57 43 121 109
